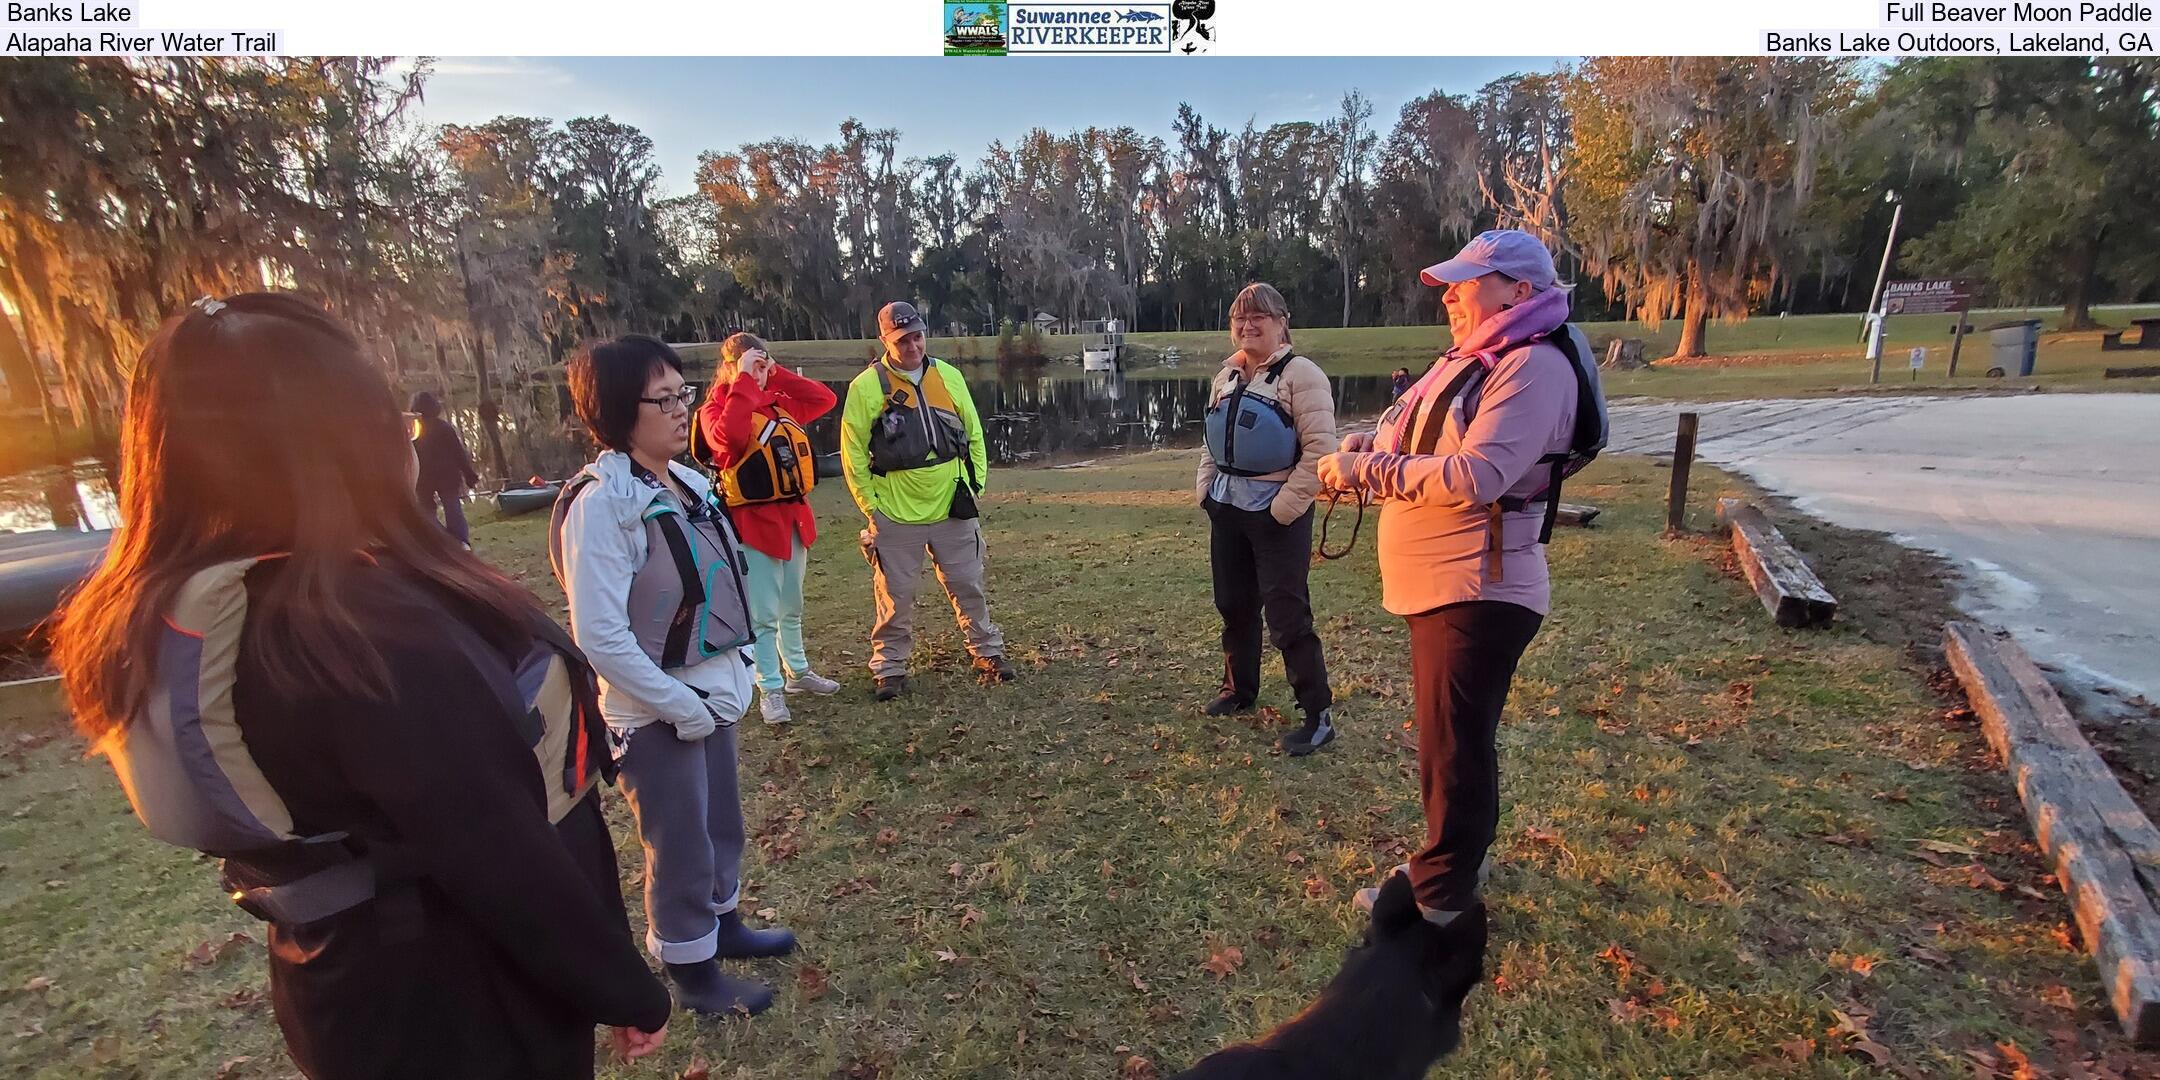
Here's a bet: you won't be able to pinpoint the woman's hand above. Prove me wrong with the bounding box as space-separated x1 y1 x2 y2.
610 1023 666 1061
1317 451 1368 494
747 349 775 390
1339 432 1374 453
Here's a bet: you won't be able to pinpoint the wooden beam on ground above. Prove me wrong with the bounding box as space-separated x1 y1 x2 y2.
1715 498 1838 628
1943 622 2160 1047
1554 503 1601 528
2104 366 2160 380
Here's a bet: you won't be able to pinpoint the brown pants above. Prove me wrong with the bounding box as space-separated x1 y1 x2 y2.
862 512 1004 677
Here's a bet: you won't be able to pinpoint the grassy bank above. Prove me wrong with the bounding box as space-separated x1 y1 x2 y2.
3 453 2154 1078
735 306 2160 401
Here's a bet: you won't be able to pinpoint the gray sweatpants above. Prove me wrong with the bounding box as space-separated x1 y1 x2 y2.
614 721 746 963
863 512 1004 678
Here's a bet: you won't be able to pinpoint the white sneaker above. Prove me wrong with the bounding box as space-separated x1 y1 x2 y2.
783 671 841 696
759 693 793 725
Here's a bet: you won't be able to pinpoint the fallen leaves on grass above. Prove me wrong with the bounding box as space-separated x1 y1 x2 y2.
1118 1055 1158 1079
184 931 255 970
214 1057 251 1079
1967 863 2010 892
678 1057 711 1080
21 975 51 993
1200 944 1245 981
1779 1038 1816 1062
797 965 830 1002
874 827 900 848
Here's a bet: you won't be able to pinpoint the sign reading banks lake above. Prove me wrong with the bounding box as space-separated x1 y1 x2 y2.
1008 3 1173 52
1881 279 1973 316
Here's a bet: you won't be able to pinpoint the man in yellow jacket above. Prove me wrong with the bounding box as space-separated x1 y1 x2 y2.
841 301 1014 701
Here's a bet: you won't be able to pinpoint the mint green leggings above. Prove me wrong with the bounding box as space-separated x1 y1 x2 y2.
743 538 811 692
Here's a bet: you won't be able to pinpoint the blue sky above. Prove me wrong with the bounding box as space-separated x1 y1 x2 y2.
409 57 1569 199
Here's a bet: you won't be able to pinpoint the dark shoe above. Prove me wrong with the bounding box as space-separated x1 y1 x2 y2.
873 675 907 701
713 909 797 959
1203 691 1255 716
1281 709 1337 757
664 959 775 1017
973 655 1017 684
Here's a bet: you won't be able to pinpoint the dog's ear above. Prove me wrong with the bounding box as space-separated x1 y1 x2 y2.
1369 870 1422 937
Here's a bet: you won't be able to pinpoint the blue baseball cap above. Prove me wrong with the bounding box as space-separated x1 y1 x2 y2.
1420 229 1558 290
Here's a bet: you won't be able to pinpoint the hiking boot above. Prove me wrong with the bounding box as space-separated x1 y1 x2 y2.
1280 709 1337 757
784 670 842 696
973 655 1017 684
1203 691 1255 717
712 909 797 959
758 692 793 726
873 675 908 702
663 959 774 1017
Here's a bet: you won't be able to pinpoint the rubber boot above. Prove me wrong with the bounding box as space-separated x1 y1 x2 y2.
713 909 797 959
663 959 774 1017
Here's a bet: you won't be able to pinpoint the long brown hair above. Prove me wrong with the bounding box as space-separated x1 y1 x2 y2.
53 293 543 742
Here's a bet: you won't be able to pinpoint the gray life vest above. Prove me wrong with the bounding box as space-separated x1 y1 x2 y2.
1204 353 1304 477
101 556 610 925
546 469 756 671
868 358 970 477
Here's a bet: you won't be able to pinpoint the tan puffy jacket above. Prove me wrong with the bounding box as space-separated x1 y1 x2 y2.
1194 348 1338 525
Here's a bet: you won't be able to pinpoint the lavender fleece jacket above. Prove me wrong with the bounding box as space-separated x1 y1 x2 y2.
1341 287 1578 616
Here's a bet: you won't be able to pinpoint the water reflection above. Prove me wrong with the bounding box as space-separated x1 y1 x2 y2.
0 461 120 534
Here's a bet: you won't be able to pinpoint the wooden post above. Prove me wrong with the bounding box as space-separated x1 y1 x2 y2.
1665 412 1698 535
1948 309 1970 377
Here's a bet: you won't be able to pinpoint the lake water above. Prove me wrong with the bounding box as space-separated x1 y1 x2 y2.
0 368 1398 533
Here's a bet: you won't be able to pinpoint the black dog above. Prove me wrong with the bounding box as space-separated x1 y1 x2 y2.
1173 873 1488 1080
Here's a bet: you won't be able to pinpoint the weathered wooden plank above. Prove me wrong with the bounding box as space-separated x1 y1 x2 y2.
1554 503 1600 528
2104 366 2160 379
1944 622 2160 1047
1715 499 1838 628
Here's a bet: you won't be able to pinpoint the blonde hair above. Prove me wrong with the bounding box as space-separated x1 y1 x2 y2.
1229 282 1292 344
719 331 768 366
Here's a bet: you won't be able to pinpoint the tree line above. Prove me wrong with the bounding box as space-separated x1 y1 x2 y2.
2 56 2156 442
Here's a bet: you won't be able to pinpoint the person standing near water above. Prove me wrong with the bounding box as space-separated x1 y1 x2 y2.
552 335 799 1018
1194 282 1339 756
695 332 844 725
1318 229 1593 931
55 293 672 1078
839 301 1015 701
409 390 479 546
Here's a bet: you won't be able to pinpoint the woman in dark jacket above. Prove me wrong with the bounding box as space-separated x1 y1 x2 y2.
53 293 669 1079
410 390 480 546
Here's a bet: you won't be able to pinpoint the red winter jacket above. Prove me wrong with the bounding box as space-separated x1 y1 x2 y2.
696 367 837 562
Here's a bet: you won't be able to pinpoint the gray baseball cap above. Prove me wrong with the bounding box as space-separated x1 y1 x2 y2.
1420 230 1558 290
878 301 926 343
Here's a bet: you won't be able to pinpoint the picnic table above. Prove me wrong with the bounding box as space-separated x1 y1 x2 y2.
2103 317 2160 351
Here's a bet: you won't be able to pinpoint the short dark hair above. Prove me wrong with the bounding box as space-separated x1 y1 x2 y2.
568 334 684 452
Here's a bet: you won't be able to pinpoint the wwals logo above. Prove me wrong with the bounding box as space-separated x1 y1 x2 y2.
944 2 1010 55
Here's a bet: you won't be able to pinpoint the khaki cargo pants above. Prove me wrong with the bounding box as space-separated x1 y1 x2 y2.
861 511 1004 678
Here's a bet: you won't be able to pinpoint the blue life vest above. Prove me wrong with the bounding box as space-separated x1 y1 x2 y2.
1203 353 1303 477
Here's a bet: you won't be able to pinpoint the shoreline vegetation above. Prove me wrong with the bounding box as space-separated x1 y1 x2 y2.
4 451 2156 1077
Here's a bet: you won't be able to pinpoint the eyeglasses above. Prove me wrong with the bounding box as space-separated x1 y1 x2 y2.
638 385 700 414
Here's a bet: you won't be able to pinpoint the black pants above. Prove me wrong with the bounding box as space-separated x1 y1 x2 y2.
1406 600 1543 911
1205 500 1331 718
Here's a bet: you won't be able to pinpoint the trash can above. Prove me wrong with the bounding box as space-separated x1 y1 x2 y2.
1983 319 2041 377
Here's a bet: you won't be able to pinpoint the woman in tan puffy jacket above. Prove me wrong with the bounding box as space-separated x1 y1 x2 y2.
1194 282 1338 755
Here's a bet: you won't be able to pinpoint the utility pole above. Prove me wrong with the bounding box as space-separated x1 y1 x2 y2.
1860 189 1905 341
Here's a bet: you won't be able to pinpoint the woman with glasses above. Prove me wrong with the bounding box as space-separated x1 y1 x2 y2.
1194 282 1338 756
552 335 797 1019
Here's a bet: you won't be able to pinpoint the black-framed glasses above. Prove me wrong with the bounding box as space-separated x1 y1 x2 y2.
638 385 700 414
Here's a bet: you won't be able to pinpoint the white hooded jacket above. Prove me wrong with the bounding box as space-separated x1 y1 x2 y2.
554 450 753 730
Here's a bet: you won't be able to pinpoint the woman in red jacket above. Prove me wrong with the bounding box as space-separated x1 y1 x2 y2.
697 333 842 724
